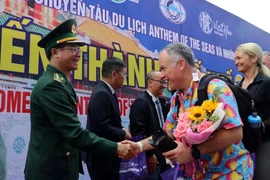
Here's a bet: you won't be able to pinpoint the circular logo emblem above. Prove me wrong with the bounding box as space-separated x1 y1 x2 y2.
111 0 126 3
13 136 26 154
199 11 213 34
159 0 186 24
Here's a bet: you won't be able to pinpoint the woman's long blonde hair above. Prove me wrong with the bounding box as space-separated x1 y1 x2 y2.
236 42 270 76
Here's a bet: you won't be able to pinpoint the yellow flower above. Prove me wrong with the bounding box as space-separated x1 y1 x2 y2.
188 106 206 123
186 106 196 112
202 100 219 113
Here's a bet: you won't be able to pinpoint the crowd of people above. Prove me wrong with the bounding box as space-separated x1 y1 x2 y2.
0 18 269 180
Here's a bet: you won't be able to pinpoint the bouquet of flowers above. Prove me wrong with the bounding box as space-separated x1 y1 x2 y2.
173 89 226 179
173 92 226 146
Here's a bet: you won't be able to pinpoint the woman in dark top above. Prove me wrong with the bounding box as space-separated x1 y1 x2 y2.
235 42 270 180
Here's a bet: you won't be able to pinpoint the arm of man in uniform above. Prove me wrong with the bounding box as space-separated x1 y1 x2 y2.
0 131 7 180
41 82 133 158
88 91 127 142
163 80 243 164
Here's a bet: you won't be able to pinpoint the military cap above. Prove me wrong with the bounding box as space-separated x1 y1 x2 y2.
38 19 86 52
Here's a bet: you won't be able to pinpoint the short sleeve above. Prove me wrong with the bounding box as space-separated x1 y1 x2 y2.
207 79 243 129
163 93 179 133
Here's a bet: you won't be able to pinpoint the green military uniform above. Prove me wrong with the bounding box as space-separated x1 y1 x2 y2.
24 19 117 180
0 130 7 180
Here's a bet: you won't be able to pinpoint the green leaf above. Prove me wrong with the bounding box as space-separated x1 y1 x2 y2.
208 115 220 123
212 87 223 102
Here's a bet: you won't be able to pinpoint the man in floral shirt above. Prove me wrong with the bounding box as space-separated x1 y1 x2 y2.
159 43 253 179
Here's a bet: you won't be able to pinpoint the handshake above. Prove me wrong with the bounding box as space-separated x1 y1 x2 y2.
116 129 178 160
116 140 141 160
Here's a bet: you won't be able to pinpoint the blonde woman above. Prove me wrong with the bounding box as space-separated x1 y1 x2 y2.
235 42 270 180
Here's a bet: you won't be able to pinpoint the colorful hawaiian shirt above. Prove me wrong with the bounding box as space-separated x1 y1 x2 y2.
164 73 253 180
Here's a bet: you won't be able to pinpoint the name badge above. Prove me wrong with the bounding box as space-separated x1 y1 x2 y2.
192 72 199 81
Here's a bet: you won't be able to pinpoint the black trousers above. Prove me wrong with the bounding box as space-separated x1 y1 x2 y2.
87 164 119 180
253 139 270 180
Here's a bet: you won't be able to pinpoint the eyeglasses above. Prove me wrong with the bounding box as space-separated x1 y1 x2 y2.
117 72 127 78
60 47 81 54
149 79 167 85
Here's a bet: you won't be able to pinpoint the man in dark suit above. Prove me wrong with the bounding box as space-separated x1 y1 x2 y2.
130 71 169 180
24 19 131 180
86 57 132 180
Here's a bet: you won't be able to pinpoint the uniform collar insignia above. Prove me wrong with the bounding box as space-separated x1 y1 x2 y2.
53 73 64 83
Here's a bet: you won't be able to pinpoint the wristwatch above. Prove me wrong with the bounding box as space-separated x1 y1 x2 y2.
191 145 201 160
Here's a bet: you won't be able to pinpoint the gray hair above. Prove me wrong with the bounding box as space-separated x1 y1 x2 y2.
161 42 195 67
263 51 270 57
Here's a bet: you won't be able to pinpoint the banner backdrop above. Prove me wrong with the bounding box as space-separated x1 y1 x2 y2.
0 0 270 179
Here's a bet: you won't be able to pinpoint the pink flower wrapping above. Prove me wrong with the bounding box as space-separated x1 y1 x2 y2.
173 102 226 146
171 90 226 180
173 112 191 142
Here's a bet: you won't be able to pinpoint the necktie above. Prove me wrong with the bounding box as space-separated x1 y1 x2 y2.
155 99 164 127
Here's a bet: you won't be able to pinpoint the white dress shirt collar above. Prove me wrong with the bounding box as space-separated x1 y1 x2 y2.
102 80 115 94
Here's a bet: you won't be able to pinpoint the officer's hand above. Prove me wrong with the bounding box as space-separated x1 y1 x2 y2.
116 142 135 160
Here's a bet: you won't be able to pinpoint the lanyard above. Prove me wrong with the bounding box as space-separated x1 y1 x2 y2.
176 81 198 115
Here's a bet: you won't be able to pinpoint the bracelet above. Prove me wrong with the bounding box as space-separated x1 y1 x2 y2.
137 142 143 152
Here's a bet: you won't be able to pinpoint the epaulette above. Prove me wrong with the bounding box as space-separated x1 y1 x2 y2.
53 73 64 83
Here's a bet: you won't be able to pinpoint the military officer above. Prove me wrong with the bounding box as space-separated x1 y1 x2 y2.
24 19 132 180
